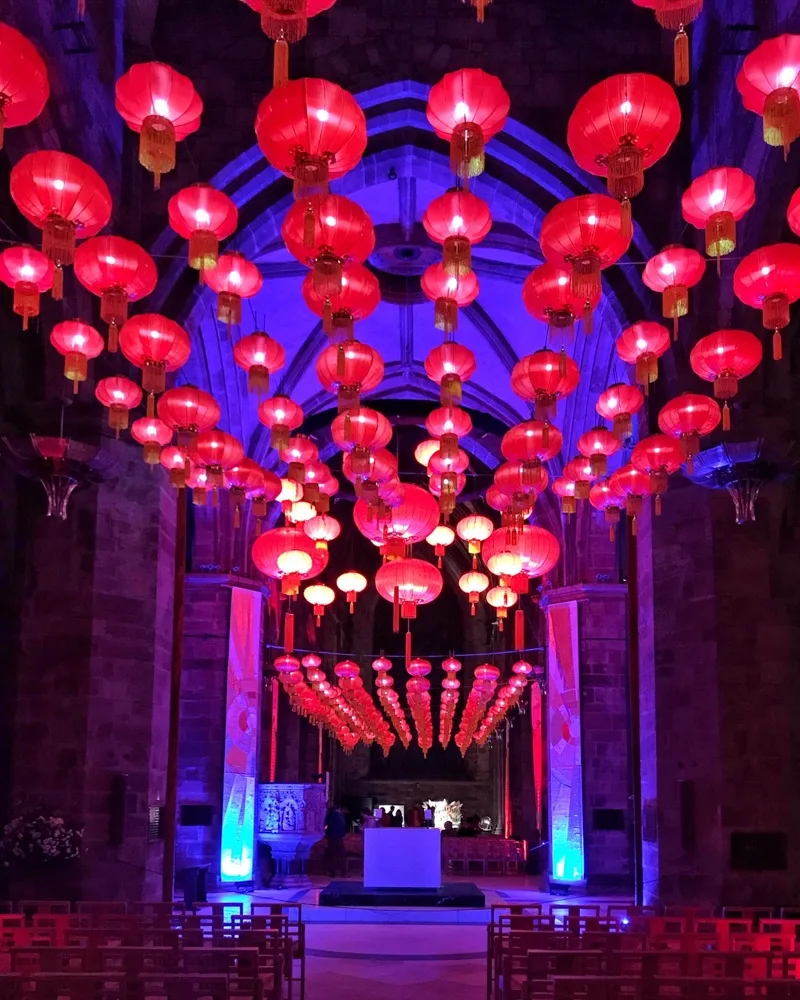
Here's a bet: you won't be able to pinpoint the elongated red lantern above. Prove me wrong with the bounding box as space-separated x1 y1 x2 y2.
240 0 336 88
119 314 191 415
115 62 203 188
657 393 721 472
422 190 492 277
643 245 705 339
681 168 755 268
168 183 238 277
511 349 580 421
131 416 173 465
301 262 380 339
522 262 599 344
157 386 221 447
49 320 104 392
733 244 800 361
233 333 285 395
203 252 262 326
316 339 383 412
615 321 671 392
0 246 53 329
631 434 684 514
577 426 621 478
596 382 644 440
258 395 303 455
631 0 703 85
421 264 479 334
736 35 800 157
0 23 49 148
424 341 476 406
689 329 762 429
95 376 142 436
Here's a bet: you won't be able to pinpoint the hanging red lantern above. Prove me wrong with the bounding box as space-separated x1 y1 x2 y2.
424 341 476 406
225 458 270 529
284 434 318 485
426 405 472 463
190 429 245 489
354 483 439 556
157 386 221 447
187 468 211 506
596 382 645 440
304 513 341 551
414 439 441 467
426 69 510 179
256 78 367 198
130 417 172 466
422 190 492 276
160 446 190 488
429 471 465 516
168 183 238 276
119 314 192 415
494 460 549 508
115 61 202 188
302 262 381 339
567 74 680 240
428 448 468 476
577 426 622 478
331 406 392 453
631 434 684 514
303 583 335 626
539 195 631 323
337 571 367 613
343 449 397 499
458 570 490 615
681 168 755 268
253 524 328 583
9 151 112 300
0 23 49 149
522 262 599 345
631 0 702 85
203 252 262 326
658 393 721 473
733 244 800 361
788 188 800 236
482 524 560 579
240 0 336 87
615 321 671 393
95 376 142 436
511 349 580 421
642 245 706 339
421 263 479 334
501 420 563 466
49 320 104 393
426 524 455 567
456 514 494 568
376 557 442 667
74 236 158 350
233 333 285 395
486 585 517 632
316 339 383 411
689 329 762 430
257 395 303 455
249 466 282 530
589 479 626 541
563 457 597 502
736 35 800 157
608 463 653 534
0 246 53 329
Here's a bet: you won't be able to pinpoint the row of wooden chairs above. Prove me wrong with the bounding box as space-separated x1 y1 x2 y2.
0 971 266 1000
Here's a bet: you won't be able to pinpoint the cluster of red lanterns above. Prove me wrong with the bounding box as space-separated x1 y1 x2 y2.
406 658 434 757
439 656 462 750
475 660 532 746
372 657 412 749
276 654 359 754
334 661 395 756
455 663 500 756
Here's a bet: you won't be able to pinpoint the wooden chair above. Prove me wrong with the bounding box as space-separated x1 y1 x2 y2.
23 972 128 1000
549 975 643 1000
134 973 233 1000
249 904 304 1000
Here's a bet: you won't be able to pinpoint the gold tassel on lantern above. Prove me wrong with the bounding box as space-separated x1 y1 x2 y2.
440 373 462 406
143 442 161 465
471 0 490 21
189 230 219 273
674 26 690 87
705 211 736 260
663 285 689 340
273 37 290 89
763 87 800 159
303 200 316 248
108 405 129 438
443 236 471 277
405 628 412 672
570 251 601 305
313 253 343 298
217 292 242 327
248 365 270 395
722 401 731 432
635 353 658 392
101 286 129 338
450 122 485 179
139 115 176 190
292 151 331 200
764 294 789 361
13 283 39 331
773 331 783 362
43 215 76 300
613 413 633 441
64 352 87 394
142 360 167 397
434 297 459 334
589 453 607 478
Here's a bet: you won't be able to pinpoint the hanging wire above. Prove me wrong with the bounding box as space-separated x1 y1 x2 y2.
264 642 543 660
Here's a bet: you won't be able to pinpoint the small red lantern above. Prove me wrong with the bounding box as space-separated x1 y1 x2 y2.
608 463 653 533
95 376 142 436
577 426 622 478
157 386 221 447
426 405 472 462
511 349 580 421
631 434 684 514
115 61 203 188
414 439 441 468
426 524 455 567
552 476 578 516
426 68 510 178
631 0 703 85
428 448 468 476
424 341 476 406
0 23 49 149
233 333 285 395
0 246 53 329
689 329 762 429
429 471 465 516
316 339 383 412
190 429 245 491
337 571 367 612
119 314 191 415
494 460 549 506
131 416 173 465
421 263 479 334
596 382 645 440
224 459 269 528
10 151 112 300
733 244 800 360
160 445 189 488
615 321 671 392
522 262 600 341
203 252 263 326
301 262 381 339
458 570 490 615
563 457 597 502
486 584 518 632
422 190 492 276
284 434 318 484
342 449 397 496
642 245 706 339
589 479 626 541
501 420 563 465
657 393 721 472
681 168 755 267
737 35 800 157
331 405 392 455
49 320 104 392
303 583 335 626
304 513 341 551
168 183 238 276
456 514 494 568
257 395 303 455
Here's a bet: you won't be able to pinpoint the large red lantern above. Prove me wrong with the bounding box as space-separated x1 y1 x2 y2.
736 35 800 157
95 376 142 435
424 341 476 406
115 62 202 188
258 395 303 455
74 235 158 349
301 263 381 339
203 252 263 326
233 333 285 395
689 329 762 429
131 417 173 465
256 78 367 198
119 314 191 414
241 0 337 87
733 244 800 361
190 429 245 489
577 426 622 478
157 386 221 446
539 194 631 320
608 463 652 533
284 434 318 485
631 0 703 85
375 557 442 664
481 524 560 579
511 349 580 421
501 420 563 465
615 321 671 392
354 483 439 556
9 151 112 299
494 460 549 507
426 405 472 462
681 168 755 266
421 264 479 334
642 245 706 339
0 23 49 149
456 514 494 568
168 183 238 276
316 339 383 411
567 74 680 239
657 393 721 472
422 190 492 276
49 320 104 392
0 246 53 329
522 262 600 341
331 406 392 453
631 434 684 514
596 382 644 440
589 479 626 540
304 513 341 551
426 69 510 178
224 458 270 528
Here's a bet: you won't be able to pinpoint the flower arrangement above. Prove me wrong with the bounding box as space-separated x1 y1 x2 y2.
0 811 83 869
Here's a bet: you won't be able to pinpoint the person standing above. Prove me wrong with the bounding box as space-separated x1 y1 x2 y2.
390 807 403 827
407 802 423 828
324 802 347 878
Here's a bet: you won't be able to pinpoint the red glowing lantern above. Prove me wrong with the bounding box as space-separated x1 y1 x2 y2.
459 570 490 615
257 395 303 455
642 245 706 339
631 0 702 85
303 583 335 626
49 320 104 392
376 557 442 624
482 524 560 579
563 456 597 501
596 382 645 440
426 69 510 178
658 393 721 472
284 434 318 484
577 425 622 478
131 417 172 465
9 151 112 300
495 460 549 505
157 386 220 447
511 349 580 421
501 420 563 465
233 333 285 395
301 263 381 339
421 263 479 334
354 483 440 555
567 74 680 239
736 35 800 157
456 515 494 568
615 321 671 392
426 405 472 463
689 329 762 429
160 446 189 488
241 0 336 87
316 339 383 411
424 341 476 406
168 183 238 276
0 23 49 149
589 479 626 540
337 571 367 612
733 244 800 361
414 439 440 467
115 61 203 188
304 513 341 552
789 188 800 236
486 584 517 631
428 448 468 476
422 191 492 276
253 525 328 604
203 252 263 326
0 246 53 329
331 405 392 453
681 168 755 265
608 463 653 532
225 458 270 529
552 476 578 516
342 448 396 491
631 433 684 514
119 314 191 415
426 524 455 567
190 429 245 488
256 78 367 198
95 376 142 435
522 262 600 341
429 471 465 515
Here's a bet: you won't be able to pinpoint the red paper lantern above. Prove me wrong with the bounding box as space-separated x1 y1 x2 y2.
354 483 439 555
563 456 597 501
426 405 472 464
456 514 494 567
414 439 440 468
596 382 644 440
429 471 466 515
615 321 671 392
567 73 680 238
642 245 706 339
552 476 578 516
284 434 318 485
689 329 762 429
257 395 303 455
589 479 626 540
224 458 270 528
301 262 380 339
681 168 755 263
494 460 549 505
256 78 367 198
0 245 53 329
577 425 622 478
501 420 563 465
733 244 800 360
511 349 580 421
241 0 337 87
486 584 518 630
316 339 383 411
631 0 702 85
304 513 341 552
49 320 104 392
459 570 490 614
422 190 492 276
421 263 479 334
115 61 202 188
233 333 285 395
131 416 173 465
331 406 392 452
168 183 238 275
428 448 468 476
303 583 335 626
253 525 328 590
375 557 443 618
343 448 397 490
788 187 800 237
539 194 631 320
426 69 510 178
608 463 653 532
426 524 455 567
482 524 560 579
160 445 189 488
157 386 221 446
424 341 476 406
119 314 191 414
190 429 246 488
736 35 800 156
203 252 263 326
632 433 684 514
95 376 142 435
9 151 112 299
658 393 721 472
0 23 49 149
522 262 600 342
337 571 367 612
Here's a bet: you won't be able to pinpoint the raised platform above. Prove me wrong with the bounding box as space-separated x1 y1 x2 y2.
318 879 486 908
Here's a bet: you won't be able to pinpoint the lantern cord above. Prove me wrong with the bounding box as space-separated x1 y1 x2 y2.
264 642 543 660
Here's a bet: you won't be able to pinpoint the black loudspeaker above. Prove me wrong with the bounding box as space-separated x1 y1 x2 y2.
109 773 127 847
679 779 696 852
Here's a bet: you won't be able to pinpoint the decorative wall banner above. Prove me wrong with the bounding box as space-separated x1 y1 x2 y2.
531 683 544 834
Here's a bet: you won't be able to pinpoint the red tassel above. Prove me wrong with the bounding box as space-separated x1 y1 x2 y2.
392 585 400 633
514 609 524 652
405 629 412 673
723 401 731 432
284 611 295 653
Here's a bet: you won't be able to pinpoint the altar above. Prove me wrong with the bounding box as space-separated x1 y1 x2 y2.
363 828 441 889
